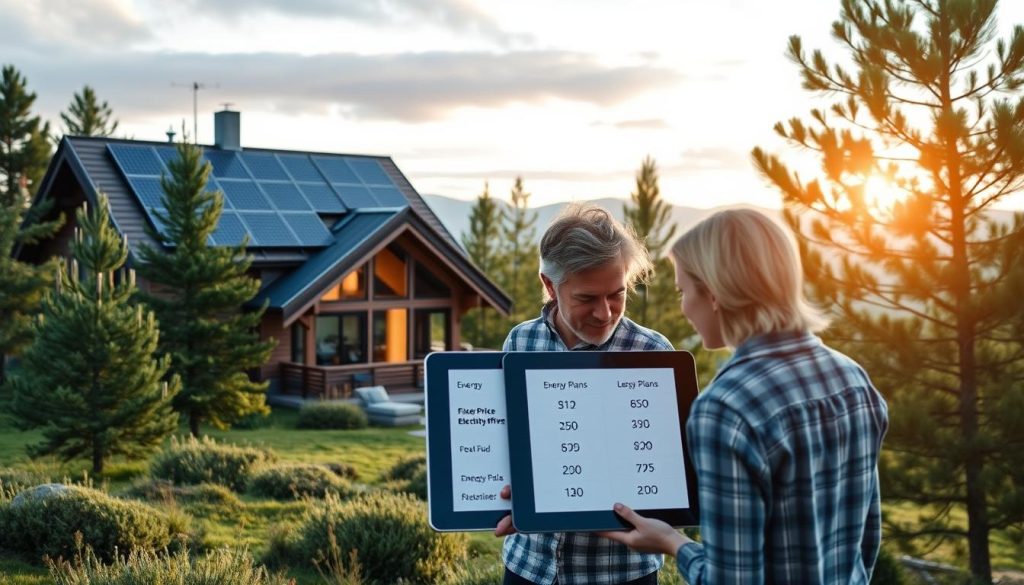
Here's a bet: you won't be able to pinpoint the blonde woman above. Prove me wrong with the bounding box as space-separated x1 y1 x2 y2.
600 208 889 584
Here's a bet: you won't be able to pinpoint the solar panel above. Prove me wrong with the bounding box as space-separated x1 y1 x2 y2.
155 146 183 169
297 183 346 213
239 212 299 246
242 152 290 181
369 186 406 206
347 158 391 185
334 184 378 208
126 176 166 208
282 212 333 246
220 180 273 210
109 145 164 176
211 212 252 246
311 156 360 183
279 154 324 182
203 150 250 179
259 182 311 211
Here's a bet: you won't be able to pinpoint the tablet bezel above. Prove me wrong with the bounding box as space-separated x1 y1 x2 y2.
502 350 700 533
425 351 511 532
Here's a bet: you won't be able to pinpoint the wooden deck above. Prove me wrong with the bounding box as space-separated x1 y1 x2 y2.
279 360 424 399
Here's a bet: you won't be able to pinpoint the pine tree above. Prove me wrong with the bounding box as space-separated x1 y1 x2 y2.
136 141 273 437
460 182 505 349
6 195 178 474
752 1 1024 580
60 85 119 137
0 65 52 204
499 177 540 326
623 156 677 328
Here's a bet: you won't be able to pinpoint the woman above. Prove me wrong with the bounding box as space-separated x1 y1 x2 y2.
600 208 888 584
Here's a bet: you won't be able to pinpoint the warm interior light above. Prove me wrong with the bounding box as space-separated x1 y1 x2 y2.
386 309 408 362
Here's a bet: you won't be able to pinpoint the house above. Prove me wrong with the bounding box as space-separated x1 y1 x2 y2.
20 110 511 397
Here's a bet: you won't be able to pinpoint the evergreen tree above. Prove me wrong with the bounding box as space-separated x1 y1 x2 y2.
60 85 119 137
136 141 273 437
752 1 1024 580
623 156 677 328
460 182 505 348
499 177 540 326
7 195 178 474
0 65 52 203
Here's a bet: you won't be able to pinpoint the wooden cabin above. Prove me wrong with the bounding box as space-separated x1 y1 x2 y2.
22 111 511 398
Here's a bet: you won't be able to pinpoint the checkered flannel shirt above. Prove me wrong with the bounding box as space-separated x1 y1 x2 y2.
501 302 673 585
676 331 889 584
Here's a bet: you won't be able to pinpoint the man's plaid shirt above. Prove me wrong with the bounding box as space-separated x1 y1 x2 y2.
676 331 888 584
501 302 673 585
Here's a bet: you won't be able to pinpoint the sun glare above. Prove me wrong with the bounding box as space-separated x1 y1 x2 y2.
863 174 906 211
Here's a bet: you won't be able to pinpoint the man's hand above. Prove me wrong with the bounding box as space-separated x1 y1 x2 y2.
494 484 516 536
596 503 690 556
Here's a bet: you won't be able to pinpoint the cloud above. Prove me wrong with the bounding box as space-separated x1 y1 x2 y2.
665 147 751 172
0 0 150 52
20 50 684 123
612 118 671 130
177 0 531 46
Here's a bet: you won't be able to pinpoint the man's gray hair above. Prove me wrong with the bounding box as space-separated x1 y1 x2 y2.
539 204 653 301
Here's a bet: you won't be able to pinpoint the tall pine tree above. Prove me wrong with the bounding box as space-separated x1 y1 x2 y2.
460 182 505 348
7 195 178 474
0 65 51 203
623 156 677 328
499 176 540 326
136 141 273 437
752 1 1024 580
60 85 119 137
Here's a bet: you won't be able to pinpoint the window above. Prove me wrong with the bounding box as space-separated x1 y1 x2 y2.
414 309 450 359
373 246 408 298
315 313 367 365
373 309 408 363
414 262 451 298
290 322 307 364
321 265 366 301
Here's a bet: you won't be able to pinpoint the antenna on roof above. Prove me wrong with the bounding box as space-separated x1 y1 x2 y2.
171 81 220 143
220 102 234 111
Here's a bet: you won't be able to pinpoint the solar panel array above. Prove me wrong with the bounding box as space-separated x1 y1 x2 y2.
106 143 409 248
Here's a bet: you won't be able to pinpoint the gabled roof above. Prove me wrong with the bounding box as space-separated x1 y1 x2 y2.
33 136 511 316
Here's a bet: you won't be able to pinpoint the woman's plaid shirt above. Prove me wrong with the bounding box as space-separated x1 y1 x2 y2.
501 303 674 585
676 331 888 584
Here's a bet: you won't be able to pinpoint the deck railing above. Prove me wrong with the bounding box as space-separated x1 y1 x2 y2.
279 360 424 398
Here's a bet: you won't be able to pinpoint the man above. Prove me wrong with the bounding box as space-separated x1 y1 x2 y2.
495 204 674 585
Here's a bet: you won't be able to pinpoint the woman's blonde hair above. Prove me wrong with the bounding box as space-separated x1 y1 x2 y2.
669 208 827 347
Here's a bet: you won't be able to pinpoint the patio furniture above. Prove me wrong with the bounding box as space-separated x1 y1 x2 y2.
354 385 422 426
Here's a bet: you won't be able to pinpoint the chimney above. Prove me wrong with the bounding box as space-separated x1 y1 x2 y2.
214 107 240 151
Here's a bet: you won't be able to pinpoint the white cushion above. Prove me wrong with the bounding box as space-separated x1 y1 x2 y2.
355 385 389 405
366 402 422 416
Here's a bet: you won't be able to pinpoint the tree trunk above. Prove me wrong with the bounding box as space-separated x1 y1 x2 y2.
190 412 201 437
92 441 104 474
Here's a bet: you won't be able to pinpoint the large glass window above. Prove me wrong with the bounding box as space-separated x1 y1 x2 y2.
290 322 307 364
315 313 367 365
414 262 451 299
321 265 366 301
373 309 408 363
414 309 450 359
373 246 408 298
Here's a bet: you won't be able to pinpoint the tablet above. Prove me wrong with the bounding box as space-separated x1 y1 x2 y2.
424 351 511 531
503 351 700 533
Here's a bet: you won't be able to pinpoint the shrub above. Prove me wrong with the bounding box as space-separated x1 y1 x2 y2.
149 436 276 491
297 491 467 584
381 455 427 500
0 485 177 563
48 545 289 585
122 479 242 509
297 403 368 430
249 465 356 500
324 462 360 481
870 548 908 585
450 562 503 585
0 468 51 497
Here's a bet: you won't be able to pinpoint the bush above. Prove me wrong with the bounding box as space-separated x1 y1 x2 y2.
0 485 177 563
296 491 467 584
381 455 427 500
150 436 276 491
122 479 242 509
450 562 504 585
324 462 360 481
249 465 356 500
0 468 51 496
870 548 908 585
48 545 289 585
297 403 368 430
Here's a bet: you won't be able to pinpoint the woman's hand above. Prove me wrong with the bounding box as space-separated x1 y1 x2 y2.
494 484 516 536
596 503 690 556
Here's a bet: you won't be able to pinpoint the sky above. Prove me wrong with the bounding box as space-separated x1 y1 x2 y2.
4 0 1024 209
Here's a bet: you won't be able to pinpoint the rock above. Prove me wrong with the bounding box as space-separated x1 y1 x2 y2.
11 483 72 508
